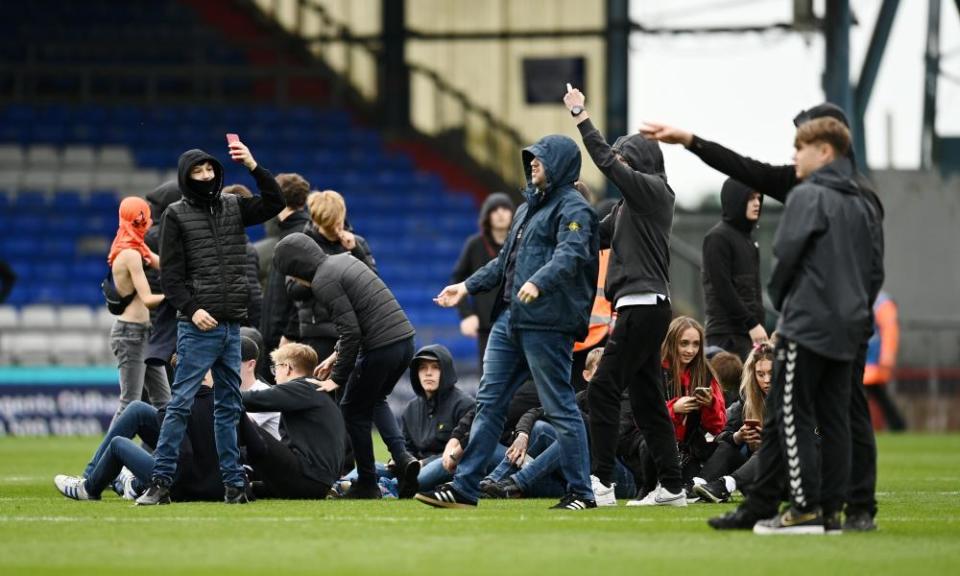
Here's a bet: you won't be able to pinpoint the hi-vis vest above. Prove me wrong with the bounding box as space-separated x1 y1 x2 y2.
574 249 613 352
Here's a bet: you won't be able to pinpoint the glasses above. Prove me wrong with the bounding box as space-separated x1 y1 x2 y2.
270 362 291 375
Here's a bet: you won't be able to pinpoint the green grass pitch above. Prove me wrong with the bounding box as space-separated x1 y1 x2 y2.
1 434 958 575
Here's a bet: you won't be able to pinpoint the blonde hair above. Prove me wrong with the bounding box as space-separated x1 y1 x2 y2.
270 343 319 377
660 316 714 399
739 342 775 422
307 190 346 233
584 347 605 374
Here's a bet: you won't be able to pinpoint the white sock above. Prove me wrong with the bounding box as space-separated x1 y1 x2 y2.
723 476 737 493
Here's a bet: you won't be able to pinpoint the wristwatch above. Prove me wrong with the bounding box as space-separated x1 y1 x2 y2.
570 105 584 117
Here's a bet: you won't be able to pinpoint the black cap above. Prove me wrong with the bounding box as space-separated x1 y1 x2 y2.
412 350 439 363
793 102 850 128
241 336 260 362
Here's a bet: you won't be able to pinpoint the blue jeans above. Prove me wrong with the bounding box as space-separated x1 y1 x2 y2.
487 420 558 483
83 400 159 497
420 444 507 491
151 321 245 488
451 309 593 501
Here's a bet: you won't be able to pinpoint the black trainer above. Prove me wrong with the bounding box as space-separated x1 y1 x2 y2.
135 482 171 506
224 484 250 504
477 478 496 497
550 493 597 510
753 507 825 535
415 483 477 509
694 478 732 504
707 506 767 530
343 481 382 500
824 511 842 535
483 477 524 499
843 510 877 532
395 454 421 499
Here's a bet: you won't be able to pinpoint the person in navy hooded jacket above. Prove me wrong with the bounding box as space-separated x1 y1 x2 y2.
420 134 599 511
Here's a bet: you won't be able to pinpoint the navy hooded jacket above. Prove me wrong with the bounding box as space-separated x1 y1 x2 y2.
465 135 599 338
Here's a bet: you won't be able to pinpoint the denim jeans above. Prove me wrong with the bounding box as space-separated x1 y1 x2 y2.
451 309 593 501
487 420 558 483
110 320 171 426
82 400 160 496
419 444 507 491
151 321 245 488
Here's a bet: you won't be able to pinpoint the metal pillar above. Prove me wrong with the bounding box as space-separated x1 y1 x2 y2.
605 0 629 198
381 0 409 131
853 0 901 173
921 0 941 169
822 1 854 156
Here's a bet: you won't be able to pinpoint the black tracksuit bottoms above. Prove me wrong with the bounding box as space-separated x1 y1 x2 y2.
587 301 683 492
744 338 852 516
243 427 330 499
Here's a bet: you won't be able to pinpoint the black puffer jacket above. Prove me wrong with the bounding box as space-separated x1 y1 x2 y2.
769 158 877 361
284 223 378 341
401 345 475 459
144 180 181 365
273 233 415 386
578 120 675 302
702 178 765 337
160 149 284 322
260 208 311 351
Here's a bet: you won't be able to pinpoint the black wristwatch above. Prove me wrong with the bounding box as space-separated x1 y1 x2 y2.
570 105 584 117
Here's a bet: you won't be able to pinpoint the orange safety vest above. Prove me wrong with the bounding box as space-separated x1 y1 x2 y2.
574 249 613 352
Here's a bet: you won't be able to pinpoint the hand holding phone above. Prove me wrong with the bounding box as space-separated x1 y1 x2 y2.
744 419 761 429
694 386 712 404
226 133 240 145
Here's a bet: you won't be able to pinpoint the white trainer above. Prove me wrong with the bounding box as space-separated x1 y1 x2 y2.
591 475 617 507
54 474 92 501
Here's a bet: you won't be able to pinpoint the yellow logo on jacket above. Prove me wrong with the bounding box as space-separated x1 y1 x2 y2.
568 222 581 232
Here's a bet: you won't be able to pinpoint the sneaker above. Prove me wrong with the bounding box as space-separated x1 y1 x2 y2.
414 483 477 509
708 506 768 531
550 493 597 510
591 475 617 507
343 481 383 500
119 469 139 500
694 478 731 504
843 510 877 532
54 475 95 501
824 511 843 535
753 507 825 535
135 482 171 506
395 454 421 500
224 484 250 504
627 485 687 507
481 477 524 499
683 483 701 504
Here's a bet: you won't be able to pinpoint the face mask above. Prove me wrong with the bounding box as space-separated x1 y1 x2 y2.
189 176 218 198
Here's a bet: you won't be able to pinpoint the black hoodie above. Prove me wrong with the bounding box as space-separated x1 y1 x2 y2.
577 120 675 303
260 208 312 354
451 192 515 332
701 178 765 337
273 233 415 386
400 345 475 459
768 158 877 361
160 149 284 322
144 180 182 365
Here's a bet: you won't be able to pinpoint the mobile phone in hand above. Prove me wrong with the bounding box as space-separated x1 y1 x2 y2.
744 419 761 429
226 133 240 145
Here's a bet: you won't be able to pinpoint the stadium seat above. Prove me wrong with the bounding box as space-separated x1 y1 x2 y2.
61 145 96 167
58 305 96 330
97 145 135 168
0 305 19 330
52 332 96 365
21 171 58 192
8 331 53 365
25 145 61 169
92 170 130 191
56 169 94 192
0 144 24 169
95 307 115 330
20 304 58 329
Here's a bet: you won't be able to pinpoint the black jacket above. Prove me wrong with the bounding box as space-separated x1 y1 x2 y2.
769 158 879 361
702 178 765 336
260 208 312 351
274 233 415 386
686 132 885 341
451 379 540 447
160 150 284 322
144 180 181 365
285 223 378 341
451 193 513 332
242 377 346 487
577 119 675 303
244 240 262 329
401 345 475 459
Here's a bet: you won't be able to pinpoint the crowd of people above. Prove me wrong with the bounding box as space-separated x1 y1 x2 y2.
50 87 895 536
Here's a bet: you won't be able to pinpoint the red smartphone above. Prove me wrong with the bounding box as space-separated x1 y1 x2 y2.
226 133 240 145
744 419 761 429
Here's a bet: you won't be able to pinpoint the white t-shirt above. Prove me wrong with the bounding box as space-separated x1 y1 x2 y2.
246 380 282 441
